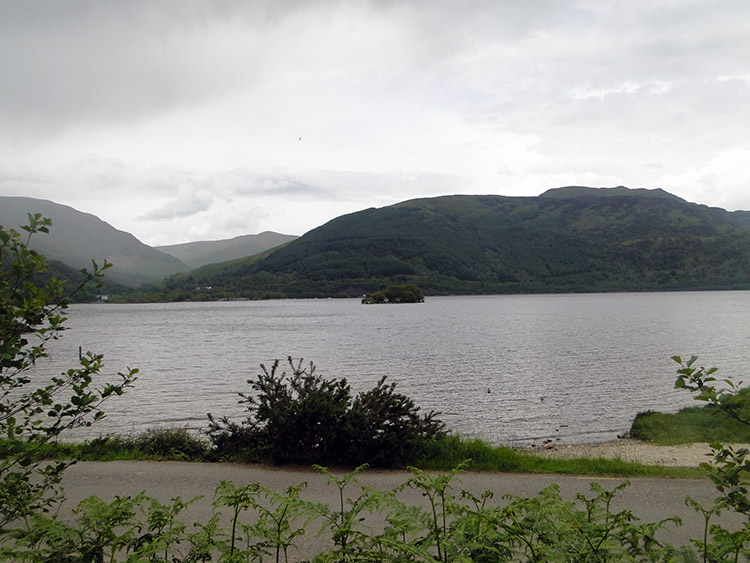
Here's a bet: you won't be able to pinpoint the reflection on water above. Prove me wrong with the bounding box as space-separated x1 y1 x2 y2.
36 291 750 444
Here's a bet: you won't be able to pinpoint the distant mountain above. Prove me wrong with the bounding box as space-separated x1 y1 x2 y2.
155 186 750 299
156 232 297 269
0 196 189 286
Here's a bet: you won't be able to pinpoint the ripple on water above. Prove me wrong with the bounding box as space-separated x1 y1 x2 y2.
50 293 750 443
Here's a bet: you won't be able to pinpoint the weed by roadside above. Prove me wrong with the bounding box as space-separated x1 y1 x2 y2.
0 427 211 463
1 463 699 562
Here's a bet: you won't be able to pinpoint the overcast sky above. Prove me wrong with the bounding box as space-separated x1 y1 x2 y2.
1 1 749 246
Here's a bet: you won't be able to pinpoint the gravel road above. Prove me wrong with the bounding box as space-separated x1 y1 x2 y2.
56 457 739 559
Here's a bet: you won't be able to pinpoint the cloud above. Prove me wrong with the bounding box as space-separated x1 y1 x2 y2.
657 148 750 211
139 187 214 222
2 1 750 244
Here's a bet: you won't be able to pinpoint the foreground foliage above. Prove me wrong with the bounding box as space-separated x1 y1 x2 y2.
1 463 699 562
664 356 750 561
0 215 136 531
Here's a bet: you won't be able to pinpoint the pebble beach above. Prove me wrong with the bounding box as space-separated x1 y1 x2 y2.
528 438 745 467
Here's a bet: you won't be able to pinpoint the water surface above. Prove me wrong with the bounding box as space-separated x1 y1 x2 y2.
37 292 750 444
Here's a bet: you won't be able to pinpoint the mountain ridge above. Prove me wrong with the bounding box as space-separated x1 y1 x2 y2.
156 231 298 269
0 196 294 288
0 196 189 286
6 187 750 300
156 186 750 299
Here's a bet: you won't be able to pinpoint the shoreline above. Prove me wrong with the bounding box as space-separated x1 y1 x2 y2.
521 438 736 467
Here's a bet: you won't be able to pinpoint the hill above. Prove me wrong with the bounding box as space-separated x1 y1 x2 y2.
152 186 750 300
156 232 297 269
0 196 189 286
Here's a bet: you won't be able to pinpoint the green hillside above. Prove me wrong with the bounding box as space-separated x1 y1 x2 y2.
144 186 750 300
36 259 129 301
156 232 298 269
0 196 189 286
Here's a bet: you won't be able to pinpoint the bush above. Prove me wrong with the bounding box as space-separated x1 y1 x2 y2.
347 376 444 466
208 357 445 467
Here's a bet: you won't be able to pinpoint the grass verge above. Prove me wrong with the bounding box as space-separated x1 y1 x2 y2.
630 398 750 446
2 429 701 478
415 434 702 478
0 427 211 462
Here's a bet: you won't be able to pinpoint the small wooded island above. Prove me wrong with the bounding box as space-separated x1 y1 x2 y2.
361 284 425 304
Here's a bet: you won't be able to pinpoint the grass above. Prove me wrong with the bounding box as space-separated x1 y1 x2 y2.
0 427 211 463
630 396 750 446
1 427 704 479
415 434 702 478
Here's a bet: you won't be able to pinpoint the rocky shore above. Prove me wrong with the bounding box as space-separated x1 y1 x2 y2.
526 438 745 467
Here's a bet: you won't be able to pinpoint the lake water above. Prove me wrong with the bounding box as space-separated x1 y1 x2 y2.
34 292 750 445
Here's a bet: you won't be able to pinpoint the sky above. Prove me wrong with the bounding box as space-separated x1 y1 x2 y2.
1 1 749 246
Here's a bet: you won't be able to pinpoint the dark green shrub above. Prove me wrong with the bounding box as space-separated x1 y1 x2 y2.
208 359 346 465
208 357 445 467
205 417 267 463
346 376 444 466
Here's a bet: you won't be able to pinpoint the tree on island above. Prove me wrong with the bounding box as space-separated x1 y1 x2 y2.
361 284 424 304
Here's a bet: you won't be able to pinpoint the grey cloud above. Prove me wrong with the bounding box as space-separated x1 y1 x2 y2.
232 168 464 203
223 170 328 198
0 2 578 130
0 1 292 135
136 166 464 228
3 0 750 244
139 189 214 221
4 0 746 138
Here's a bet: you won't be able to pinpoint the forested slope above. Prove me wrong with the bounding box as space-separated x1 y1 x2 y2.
152 186 750 299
